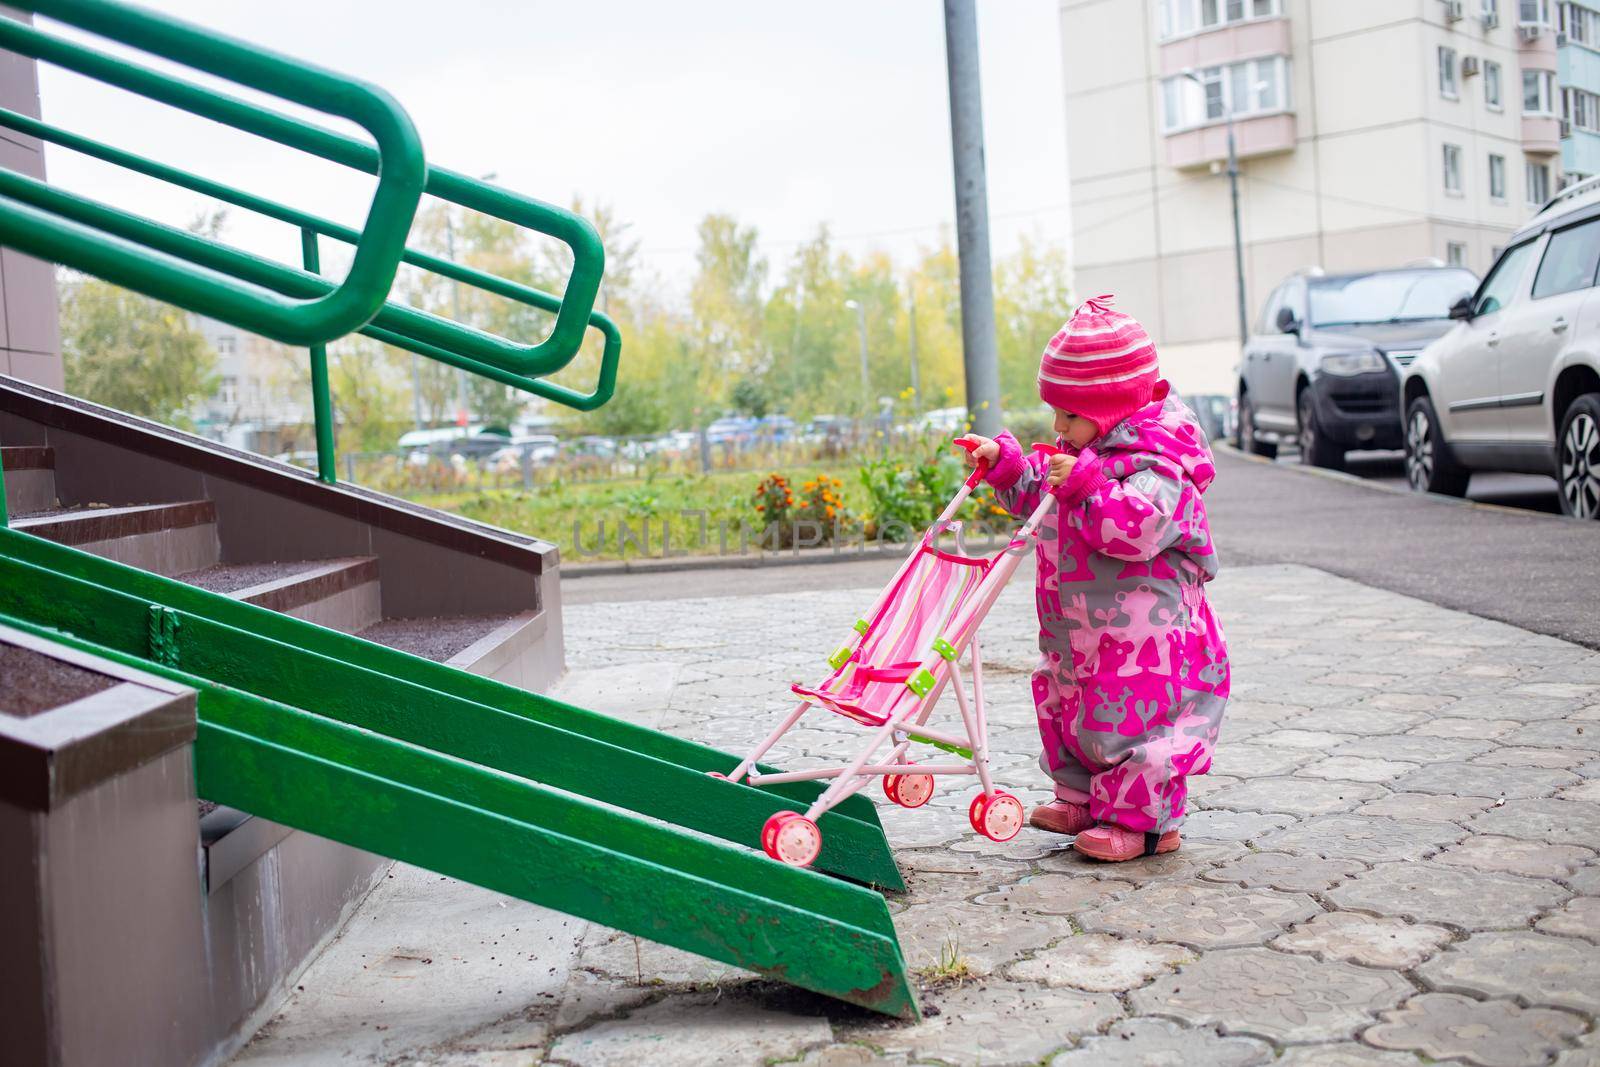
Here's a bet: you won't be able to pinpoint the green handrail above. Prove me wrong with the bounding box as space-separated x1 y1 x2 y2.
0 161 618 432
0 107 614 394
0 0 618 501
0 16 604 376
0 1 425 346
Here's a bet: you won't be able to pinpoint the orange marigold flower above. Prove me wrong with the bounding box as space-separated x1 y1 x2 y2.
756 504 765 511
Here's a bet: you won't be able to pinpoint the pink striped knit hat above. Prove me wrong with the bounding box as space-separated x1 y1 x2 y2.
1038 294 1162 434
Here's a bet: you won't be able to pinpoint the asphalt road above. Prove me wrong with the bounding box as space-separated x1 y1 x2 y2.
564 447 1599 649
1276 448 1563 515
1209 447 1600 649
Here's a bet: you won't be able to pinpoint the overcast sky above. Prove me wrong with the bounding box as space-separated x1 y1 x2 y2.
35 0 1070 294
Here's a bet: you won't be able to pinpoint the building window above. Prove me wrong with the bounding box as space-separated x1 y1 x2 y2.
1444 143 1464 194
1528 158 1552 205
1484 0 1501 25
1439 47 1459 99
1485 61 1503 109
1156 0 1281 41
1559 0 1599 40
1564 86 1600 131
218 376 238 407
216 336 237 355
1524 69 1557 115
1447 242 1469 267
1490 153 1508 199
1521 0 1554 26
1160 55 1292 130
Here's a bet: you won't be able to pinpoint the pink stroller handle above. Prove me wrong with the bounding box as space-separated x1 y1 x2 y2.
1031 442 1077 499
953 436 990 489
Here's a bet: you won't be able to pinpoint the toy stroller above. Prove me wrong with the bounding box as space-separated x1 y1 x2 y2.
720 439 1067 867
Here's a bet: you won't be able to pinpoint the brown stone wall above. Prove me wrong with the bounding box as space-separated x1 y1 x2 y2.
0 9 61 390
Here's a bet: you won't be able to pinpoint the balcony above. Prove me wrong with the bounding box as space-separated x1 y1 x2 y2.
1563 124 1600 175
1166 111 1298 169
1524 113 1564 154
1159 17 1293 77
1519 23 1558 66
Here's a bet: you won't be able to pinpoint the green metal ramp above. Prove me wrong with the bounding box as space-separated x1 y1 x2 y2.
0 0 917 1022
0 528 917 1018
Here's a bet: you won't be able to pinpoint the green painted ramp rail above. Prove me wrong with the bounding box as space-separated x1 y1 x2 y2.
0 527 918 1018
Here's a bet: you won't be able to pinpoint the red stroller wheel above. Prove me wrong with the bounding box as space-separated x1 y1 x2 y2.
762 811 822 867
970 791 1024 842
887 771 934 808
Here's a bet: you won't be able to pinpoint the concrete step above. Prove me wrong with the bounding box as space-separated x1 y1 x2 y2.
11 500 220 577
358 609 548 687
176 556 382 634
1 445 57 514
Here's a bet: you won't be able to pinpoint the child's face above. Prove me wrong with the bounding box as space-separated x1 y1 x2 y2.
1052 408 1099 449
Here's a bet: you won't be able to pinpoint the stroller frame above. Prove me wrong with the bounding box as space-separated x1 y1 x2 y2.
724 442 1064 867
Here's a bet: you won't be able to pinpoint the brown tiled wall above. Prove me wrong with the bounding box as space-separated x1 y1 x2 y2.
0 12 62 391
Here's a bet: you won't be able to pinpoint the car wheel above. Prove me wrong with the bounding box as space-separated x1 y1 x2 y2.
1297 389 1345 470
1235 393 1277 459
1558 393 1600 520
1404 395 1469 497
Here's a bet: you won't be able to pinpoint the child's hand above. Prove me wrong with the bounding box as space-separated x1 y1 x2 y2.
955 435 1000 468
1046 452 1077 486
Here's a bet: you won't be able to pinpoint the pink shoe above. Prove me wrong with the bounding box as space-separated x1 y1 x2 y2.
1073 824 1181 862
1028 800 1094 836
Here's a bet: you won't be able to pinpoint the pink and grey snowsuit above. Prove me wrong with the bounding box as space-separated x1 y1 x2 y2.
986 391 1229 834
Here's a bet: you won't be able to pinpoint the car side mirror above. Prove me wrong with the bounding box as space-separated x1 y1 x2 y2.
1275 306 1301 335
1449 295 1475 321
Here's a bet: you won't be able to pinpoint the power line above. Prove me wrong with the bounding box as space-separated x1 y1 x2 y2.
1243 172 1494 226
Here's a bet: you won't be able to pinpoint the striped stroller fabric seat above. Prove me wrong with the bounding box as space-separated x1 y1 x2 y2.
791 541 989 726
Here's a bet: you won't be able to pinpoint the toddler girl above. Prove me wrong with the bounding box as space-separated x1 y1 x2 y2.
958 294 1229 862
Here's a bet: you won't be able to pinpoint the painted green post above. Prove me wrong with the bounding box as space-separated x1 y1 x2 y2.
300 227 336 484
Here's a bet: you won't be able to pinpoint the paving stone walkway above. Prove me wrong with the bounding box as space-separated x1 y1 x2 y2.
236 563 1600 1066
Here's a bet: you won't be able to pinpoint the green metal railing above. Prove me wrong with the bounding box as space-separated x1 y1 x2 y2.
0 2 615 486
0 0 425 346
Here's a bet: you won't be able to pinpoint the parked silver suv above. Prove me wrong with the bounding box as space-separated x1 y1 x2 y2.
1403 179 1600 518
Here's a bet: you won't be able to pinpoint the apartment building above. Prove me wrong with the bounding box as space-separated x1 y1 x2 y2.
192 315 311 455
1059 0 1563 392
1560 0 1600 180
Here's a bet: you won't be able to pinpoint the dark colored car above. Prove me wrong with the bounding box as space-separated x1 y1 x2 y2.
1235 266 1478 468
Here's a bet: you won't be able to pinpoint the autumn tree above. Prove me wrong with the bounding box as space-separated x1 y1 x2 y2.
60 277 217 428
995 233 1074 410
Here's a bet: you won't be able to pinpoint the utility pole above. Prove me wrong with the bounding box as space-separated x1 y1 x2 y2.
907 282 921 411
410 357 424 431
943 0 1002 437
845 299 871 409
1183 69 1251 349
1225 110 1250 349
